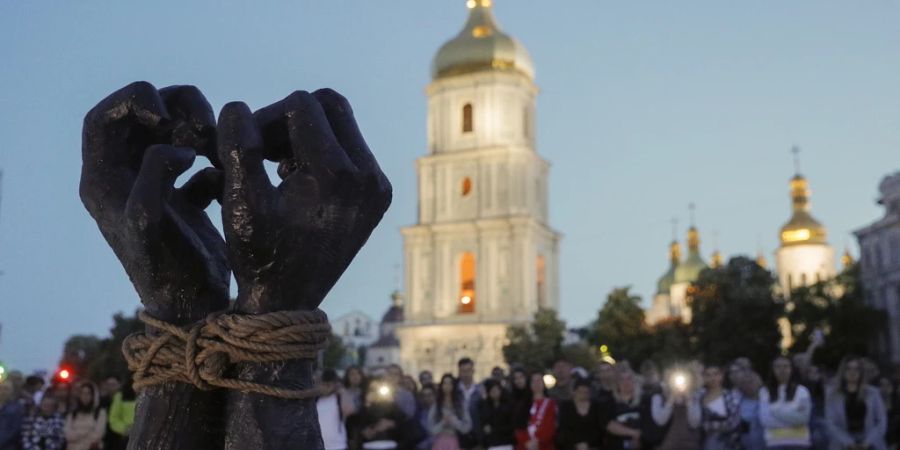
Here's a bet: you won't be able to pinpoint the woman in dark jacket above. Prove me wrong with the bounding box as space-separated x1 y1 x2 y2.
510 368 533 439
557 379 603 450
479 379 515 448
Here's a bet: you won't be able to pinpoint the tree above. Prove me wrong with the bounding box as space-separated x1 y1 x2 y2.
560 342 599 370
690 256 783 371
60 335 102 377
503 308 566 371
788 263 885 368
322 333 348 369
643 318 693 368
590 287 650 364
59 311 143 383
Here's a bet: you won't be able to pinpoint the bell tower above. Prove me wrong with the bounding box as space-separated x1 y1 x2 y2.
396 0 561 376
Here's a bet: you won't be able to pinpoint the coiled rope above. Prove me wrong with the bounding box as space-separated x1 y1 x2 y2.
122 309 331 399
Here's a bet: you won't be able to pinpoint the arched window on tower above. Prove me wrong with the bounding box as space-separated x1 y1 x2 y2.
459 252 476 313
536 255 546 308
462 103 473 133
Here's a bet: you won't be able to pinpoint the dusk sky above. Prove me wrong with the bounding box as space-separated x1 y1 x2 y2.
1 0 899 372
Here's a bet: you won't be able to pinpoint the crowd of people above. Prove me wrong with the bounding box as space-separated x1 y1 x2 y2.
315 355 900 450
0 373 135 450
0 353 897 450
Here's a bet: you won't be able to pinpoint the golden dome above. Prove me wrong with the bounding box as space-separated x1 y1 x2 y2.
780 174 828 246
432 0 535 80
710 250 723 269
756 251 768 269
674 226 708 283
841 248 854 268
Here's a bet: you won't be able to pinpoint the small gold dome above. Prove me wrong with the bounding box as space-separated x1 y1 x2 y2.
674 226 708 283
780 175 828 246
841 248 854 268
756 251 768 269
432 0 535 80
710 250 723 269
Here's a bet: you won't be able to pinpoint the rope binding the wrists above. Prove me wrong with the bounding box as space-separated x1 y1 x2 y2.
122 309 331 400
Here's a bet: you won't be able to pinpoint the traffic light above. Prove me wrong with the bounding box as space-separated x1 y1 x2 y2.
53 367 74 384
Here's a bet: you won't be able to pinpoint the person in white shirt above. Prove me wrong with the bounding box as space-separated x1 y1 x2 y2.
317 369 355 450
759 356 812 450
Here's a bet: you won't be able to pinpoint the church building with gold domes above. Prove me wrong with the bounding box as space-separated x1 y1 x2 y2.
647 220 708 325
647 156 837 324
775 166 836 296
395 0 561 376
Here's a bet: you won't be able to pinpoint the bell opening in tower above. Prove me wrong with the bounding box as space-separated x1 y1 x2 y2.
459 252 476 313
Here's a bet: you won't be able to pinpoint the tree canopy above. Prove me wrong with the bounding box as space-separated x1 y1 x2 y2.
589 287 650 364
788 263 884 368
689 256 783 371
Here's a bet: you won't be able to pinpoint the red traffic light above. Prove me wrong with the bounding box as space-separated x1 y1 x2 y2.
54 367 74 383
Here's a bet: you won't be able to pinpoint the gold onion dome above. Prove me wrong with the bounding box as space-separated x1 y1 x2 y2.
674 227 708 283
756 251 768 269
710 250 723 269
841 248 854 268
432 0 535 80
780 174 828 246
656 240 681 294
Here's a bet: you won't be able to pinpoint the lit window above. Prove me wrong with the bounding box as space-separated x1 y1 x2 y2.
459 252 476 313
462 177 473 196
462 104 473 133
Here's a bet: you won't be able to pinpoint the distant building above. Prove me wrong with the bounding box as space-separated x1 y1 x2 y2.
855 172 900 365
366 291 405 370
647 156 838 329
331 311 377 350
647 224 708 324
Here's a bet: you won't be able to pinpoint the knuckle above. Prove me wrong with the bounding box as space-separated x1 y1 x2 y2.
315 88 351 111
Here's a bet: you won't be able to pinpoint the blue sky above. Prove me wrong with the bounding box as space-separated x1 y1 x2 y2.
1 1 898 372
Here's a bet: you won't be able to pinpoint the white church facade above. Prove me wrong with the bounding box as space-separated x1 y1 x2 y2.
395 0 561 377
